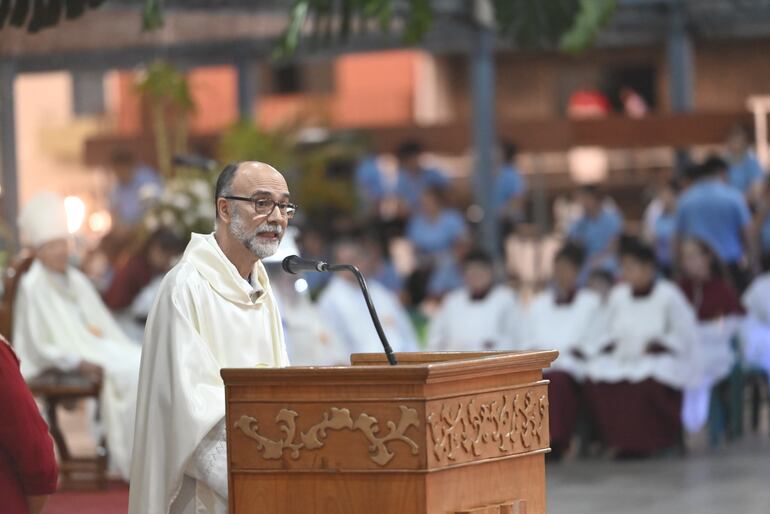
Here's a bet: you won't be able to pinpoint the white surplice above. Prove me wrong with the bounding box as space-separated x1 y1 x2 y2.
681 317 741 432
318 275 418 356
741 274 770 377
585 280 699 389
427 286 521 351
266 266 348 366
520 289 605 379
128 233 289 514
13 260 141 479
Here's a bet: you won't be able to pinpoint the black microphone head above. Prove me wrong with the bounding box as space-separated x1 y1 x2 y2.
282 255 300 274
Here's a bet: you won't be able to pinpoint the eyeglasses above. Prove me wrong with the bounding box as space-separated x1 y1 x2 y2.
222 196 297 219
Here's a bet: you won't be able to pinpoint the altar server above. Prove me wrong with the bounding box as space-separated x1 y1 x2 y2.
677 238 743 432
318 238 419 356
13 192 140 479
584 236 698 457
427 249 520 351
129 162 291 514
521 243 604 457
740 256 770 379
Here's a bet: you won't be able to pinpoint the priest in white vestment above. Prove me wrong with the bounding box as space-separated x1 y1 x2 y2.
13 192 141 479
128 162 293 514
427 249 520 351
318 239 419 356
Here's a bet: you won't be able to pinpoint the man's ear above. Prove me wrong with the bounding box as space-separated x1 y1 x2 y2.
217 198 231 223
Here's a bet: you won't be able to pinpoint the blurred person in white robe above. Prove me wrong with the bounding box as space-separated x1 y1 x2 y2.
427 248 520 351
263 227 348 366
741 254 770 378
129 162 292 514
677 238 744 434
13 192 141 479
318 238 419 357
584 236 698 457
521 243 605 458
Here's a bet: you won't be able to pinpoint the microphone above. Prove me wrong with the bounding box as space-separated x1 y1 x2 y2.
282 255 329 274
172 154 218 171
280 255 398 366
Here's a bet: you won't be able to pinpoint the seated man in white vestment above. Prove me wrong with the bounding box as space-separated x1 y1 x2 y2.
12 192 141 479
427 248 520 351
129 162 292 514
318 238 419 357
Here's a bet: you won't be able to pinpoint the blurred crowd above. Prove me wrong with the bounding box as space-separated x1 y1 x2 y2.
7 122 770 467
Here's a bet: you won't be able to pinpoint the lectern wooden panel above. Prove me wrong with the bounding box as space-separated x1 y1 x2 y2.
222 350 557 514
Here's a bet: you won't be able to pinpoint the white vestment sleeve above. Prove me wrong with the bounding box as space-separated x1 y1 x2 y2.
186 418 228 500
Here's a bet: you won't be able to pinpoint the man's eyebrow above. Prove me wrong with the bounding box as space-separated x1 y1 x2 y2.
251 190 291 199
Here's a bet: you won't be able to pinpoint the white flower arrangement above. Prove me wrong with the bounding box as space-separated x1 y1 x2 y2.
142 172 216 238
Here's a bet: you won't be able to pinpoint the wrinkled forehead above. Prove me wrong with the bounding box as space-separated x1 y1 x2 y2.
233 162 290 198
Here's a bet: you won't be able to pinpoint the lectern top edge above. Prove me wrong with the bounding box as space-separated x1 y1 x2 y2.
220 350 559 384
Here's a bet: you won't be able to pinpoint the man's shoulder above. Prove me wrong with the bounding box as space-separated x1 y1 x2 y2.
156 260 207 302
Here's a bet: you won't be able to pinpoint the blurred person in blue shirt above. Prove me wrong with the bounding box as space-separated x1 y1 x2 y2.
643 179 679 277
568 185 623 280
496 140 527 235
109 150 163 228
355 154 385 207
405 187 469 301
725 125 764 200
361 233 403 295
391 140 450 215
675 157 754 291
406 187 468 257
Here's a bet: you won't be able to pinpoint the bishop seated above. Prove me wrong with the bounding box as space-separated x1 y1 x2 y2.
12 192 141 480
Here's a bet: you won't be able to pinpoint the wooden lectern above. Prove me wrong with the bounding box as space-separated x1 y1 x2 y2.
222 350 557 514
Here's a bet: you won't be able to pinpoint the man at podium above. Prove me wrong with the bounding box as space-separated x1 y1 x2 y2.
128 162 293 514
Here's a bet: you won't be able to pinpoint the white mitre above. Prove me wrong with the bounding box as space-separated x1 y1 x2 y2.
18 191 69 247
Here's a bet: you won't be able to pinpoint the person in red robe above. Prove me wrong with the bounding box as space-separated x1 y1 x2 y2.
0 335 58 514
678 238 744 321
103 228 186 311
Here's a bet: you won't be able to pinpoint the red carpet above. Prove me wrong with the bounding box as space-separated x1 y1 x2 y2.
43 481 128 514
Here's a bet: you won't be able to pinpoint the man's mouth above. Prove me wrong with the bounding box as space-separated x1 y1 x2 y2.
256 231 280 240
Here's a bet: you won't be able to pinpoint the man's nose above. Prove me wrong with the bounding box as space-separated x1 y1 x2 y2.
267 204 285 223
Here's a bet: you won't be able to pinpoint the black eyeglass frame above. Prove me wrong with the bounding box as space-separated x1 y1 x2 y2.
221 195 298 219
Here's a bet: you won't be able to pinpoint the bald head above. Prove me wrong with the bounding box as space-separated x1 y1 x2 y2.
214 161 288 218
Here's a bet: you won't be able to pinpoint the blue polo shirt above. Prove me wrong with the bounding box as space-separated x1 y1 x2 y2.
110 165 163 225
355 155 384 202
568 207 623 258
495 164 527 211
406 209 467 256
728 153 764 193
391 167 450 211
674 179 751 263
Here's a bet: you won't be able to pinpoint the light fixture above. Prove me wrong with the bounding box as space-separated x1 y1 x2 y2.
64 196 86 234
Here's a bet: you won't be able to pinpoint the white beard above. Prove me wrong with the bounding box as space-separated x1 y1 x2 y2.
230 211 282 260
